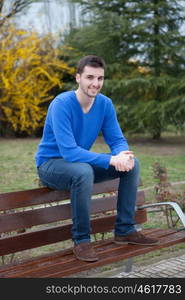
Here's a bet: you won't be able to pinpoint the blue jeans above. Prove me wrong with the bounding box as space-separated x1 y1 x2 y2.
37 158 140 245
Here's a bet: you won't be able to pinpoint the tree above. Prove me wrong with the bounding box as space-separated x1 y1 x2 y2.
0 24 75 136
68 0 185 138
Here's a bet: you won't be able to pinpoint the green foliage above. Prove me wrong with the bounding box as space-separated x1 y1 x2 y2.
66 0 185 138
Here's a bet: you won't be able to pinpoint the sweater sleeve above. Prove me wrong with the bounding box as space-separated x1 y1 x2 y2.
50 99 111 169
102 100 129 154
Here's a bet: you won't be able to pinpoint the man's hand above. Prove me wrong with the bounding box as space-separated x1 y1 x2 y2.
110 151 135 172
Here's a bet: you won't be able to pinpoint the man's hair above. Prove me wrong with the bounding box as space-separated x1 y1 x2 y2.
76 55 106 74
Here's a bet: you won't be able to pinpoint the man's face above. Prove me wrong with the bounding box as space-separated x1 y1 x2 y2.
76 65 104 98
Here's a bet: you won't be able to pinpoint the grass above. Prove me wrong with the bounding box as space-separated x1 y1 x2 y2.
0 134 185 193
129 137 185 187
0 138 39 192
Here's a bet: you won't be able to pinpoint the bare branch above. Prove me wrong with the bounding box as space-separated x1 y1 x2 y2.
0 0 40 27
0 1 5 13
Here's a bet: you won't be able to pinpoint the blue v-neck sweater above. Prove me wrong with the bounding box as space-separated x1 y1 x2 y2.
35 91 129 169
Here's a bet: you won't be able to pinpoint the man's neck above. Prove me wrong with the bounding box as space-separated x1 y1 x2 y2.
75 89 95 113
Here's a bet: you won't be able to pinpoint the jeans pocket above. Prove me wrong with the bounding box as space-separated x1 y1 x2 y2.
38 159 53 173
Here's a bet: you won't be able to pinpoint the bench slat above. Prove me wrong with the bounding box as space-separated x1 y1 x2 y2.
0 229 164 277
46 230 185 279
0 191 145 234
0 229 184 278
0 179 120 211
0 210 147 256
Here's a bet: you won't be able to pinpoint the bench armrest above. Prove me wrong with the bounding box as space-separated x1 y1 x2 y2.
139 201 185 228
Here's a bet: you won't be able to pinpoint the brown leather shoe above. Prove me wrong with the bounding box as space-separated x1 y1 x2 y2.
115 231 159 246
73 242 99 262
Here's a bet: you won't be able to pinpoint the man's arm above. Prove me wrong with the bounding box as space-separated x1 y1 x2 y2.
102 100 135 171
102 100 129 154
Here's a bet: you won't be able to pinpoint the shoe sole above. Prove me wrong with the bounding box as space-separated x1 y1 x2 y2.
114 241 159 246
73 250 99 262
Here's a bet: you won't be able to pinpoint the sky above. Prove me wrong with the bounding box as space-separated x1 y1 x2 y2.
14 0 82 35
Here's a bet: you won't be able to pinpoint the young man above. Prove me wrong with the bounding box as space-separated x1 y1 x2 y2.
35 55 158 262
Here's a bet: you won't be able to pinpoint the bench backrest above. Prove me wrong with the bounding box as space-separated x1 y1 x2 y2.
0 179 147 256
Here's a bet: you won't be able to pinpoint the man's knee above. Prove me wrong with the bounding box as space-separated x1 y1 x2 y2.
132 158 140 186
72 163 94 182
134 157 140 172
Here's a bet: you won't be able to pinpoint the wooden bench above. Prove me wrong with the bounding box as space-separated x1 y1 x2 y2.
0 179 184 278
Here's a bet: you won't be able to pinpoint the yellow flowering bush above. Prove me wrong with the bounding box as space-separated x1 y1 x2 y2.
0 25 75 135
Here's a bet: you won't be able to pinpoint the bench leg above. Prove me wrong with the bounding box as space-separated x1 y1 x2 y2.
122 224 142 273
125 258 133 273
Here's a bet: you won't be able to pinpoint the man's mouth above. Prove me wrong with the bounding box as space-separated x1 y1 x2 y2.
89 88 99 92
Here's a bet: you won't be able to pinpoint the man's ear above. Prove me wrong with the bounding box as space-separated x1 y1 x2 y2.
76 73 80 84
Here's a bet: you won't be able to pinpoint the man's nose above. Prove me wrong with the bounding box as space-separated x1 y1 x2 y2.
92 78 99 86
